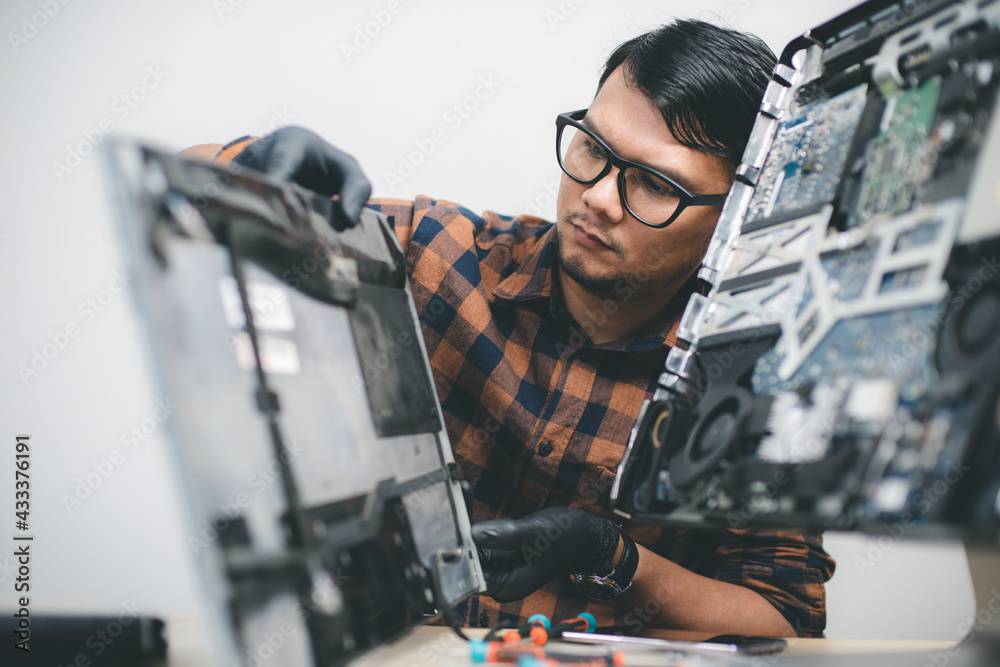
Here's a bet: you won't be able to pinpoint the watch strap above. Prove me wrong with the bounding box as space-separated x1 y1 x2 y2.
609 526 638 593
569 525 639 600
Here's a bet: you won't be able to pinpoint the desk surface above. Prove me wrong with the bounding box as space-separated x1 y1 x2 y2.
166 614 962 666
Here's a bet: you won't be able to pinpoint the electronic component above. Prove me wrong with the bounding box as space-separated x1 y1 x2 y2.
104 143 483 667
614 0 1000 548
851 77 942 228
744 85 868 229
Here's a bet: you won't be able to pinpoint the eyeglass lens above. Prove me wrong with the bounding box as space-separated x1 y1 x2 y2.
558 124 682 225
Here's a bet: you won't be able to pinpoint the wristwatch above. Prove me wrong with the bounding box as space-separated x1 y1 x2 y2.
569 525 639 601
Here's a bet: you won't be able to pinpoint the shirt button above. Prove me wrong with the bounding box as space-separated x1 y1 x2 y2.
538 441 553 457
479 612 490 627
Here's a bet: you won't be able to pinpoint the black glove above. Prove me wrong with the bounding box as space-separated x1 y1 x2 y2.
471 506 620 603
231 126 372 228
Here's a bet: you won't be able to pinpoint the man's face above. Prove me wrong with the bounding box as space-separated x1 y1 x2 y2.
555 65 733 301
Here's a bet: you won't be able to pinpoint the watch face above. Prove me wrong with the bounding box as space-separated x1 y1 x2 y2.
571 575 622 601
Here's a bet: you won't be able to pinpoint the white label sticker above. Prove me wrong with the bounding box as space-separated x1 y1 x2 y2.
232 332 301 375
218 277 296 332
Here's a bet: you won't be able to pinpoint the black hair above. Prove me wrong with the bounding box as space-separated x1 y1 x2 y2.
599 19 777 173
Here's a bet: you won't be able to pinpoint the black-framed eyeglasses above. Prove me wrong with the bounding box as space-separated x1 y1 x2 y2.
556 109 728 229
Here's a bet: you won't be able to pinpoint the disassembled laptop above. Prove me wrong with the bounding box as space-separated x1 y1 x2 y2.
614 0 1000 546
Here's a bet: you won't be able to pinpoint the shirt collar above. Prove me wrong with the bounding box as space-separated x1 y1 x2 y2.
491 225 558 303
492 224 697 352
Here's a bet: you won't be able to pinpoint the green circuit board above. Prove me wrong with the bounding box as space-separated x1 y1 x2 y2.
745 84 869 226
850 77 942 227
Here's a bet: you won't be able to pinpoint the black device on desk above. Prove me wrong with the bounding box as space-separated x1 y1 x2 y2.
103 143 483 667
1 614 166 665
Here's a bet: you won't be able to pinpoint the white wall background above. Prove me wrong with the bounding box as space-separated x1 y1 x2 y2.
0 0 976 642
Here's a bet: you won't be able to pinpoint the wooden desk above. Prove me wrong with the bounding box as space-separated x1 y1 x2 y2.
166 615 966 666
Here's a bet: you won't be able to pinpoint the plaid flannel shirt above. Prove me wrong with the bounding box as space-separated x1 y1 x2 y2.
367 195 836 637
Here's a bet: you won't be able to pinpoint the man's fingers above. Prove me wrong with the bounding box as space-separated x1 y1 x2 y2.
261 141 303 184
338 169 372 224
476 547 534 603
230 127 372 220
472 520 570 603
475 546 518 597
471 518 532 549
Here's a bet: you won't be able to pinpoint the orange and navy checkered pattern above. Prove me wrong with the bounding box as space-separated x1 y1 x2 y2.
367 195 836 637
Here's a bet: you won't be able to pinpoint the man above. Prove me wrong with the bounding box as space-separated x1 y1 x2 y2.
184 19 835 638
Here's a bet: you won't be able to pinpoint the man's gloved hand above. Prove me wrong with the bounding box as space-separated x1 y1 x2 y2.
231 126 372 228
471 507 621 603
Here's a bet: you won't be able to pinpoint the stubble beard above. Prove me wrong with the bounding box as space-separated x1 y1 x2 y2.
554 216 688 302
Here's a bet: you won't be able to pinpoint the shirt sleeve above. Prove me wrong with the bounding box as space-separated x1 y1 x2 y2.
365 198 419 257
699 528 836 637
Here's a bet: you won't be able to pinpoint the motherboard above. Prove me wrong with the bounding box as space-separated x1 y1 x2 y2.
613 0 1000 541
